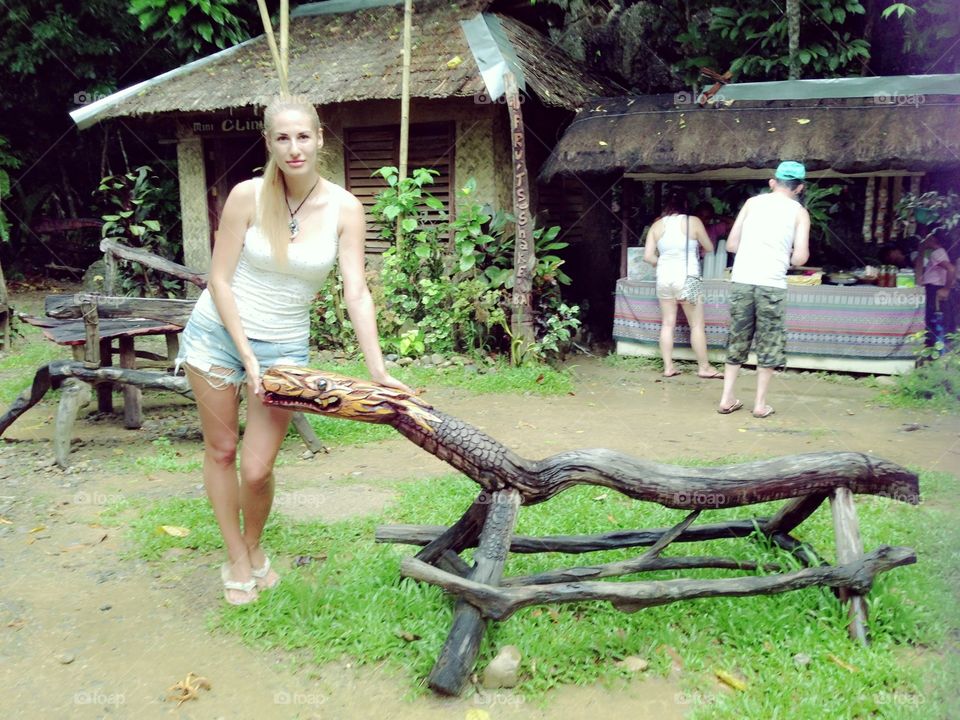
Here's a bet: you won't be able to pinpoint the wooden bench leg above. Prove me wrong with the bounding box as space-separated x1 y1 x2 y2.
97 338 114 413
830 487 870 644
291 412 326 454
427 488 521 696
119 336 142 429
54 379 91 468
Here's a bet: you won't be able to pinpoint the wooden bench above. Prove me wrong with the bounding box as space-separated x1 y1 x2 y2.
4 239 323 466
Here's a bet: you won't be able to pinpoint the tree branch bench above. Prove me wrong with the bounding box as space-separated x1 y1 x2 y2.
2 240 323 466
260 366 922 696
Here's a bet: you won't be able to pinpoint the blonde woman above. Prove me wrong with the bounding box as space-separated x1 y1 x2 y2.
643 190 720 378
176 97 410 604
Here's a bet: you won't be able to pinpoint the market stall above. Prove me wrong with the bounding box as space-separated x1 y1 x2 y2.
614 278 924 374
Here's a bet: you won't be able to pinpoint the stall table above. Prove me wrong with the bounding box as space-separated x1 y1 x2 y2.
614 279 924 375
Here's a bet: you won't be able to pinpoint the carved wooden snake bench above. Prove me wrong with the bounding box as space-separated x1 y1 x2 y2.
259 365 920 696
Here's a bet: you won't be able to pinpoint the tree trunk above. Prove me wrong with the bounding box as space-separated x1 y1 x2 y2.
787 0 801 79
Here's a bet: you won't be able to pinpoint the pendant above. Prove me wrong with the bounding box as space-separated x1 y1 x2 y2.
289 217 300 239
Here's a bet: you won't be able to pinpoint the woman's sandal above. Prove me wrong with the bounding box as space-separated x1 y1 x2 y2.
251 556 281 590
220 564 258 606
717 399 744 415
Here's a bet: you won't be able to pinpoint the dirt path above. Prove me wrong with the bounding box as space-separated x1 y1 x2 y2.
1 303 957 718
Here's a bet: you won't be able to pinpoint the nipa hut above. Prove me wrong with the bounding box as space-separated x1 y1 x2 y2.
72 0 617 271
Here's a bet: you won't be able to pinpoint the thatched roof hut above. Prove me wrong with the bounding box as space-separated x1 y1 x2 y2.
540 93 960 181
74 0 611 129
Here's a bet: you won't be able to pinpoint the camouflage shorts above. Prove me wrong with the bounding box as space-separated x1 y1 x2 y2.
725 283 787 368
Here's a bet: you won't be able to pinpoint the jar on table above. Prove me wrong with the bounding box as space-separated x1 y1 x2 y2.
896 269 915 288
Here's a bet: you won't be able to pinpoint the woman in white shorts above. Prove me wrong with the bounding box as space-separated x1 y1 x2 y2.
643 191 720 378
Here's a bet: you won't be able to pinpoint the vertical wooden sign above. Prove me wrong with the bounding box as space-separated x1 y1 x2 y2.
504 71 535 349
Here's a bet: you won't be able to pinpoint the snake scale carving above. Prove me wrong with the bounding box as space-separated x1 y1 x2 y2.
260 366 919 509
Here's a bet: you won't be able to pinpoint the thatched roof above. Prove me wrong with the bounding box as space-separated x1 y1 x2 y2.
77 1 612 127
540 94 960 180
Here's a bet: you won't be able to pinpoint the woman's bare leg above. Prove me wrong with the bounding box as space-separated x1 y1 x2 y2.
681 300 716 375
239 390 293 586
185 366 253 603
658 298 679 375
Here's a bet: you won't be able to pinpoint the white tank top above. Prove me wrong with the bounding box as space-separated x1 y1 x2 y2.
193 178 341 343
730 192 802 289
656 215 701 281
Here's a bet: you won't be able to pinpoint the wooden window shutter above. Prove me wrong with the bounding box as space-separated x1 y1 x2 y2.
344 122 455 252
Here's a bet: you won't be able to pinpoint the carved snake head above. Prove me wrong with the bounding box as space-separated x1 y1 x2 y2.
260 365 438 432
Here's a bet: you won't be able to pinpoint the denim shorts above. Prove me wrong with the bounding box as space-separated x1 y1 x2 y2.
175 311 309 390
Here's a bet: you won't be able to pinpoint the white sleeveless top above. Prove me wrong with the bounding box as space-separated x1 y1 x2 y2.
656 215 700 284
193 178 341 343
731 192 802 289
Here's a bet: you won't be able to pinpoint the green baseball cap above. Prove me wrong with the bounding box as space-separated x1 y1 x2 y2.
775 160 806 181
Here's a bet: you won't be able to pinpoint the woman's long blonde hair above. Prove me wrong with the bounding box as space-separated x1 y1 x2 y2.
259 96 322 266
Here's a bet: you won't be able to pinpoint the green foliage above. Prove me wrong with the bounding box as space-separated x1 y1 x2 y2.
371 169 581 365
882 333 960 412
895 190 960 242
96 165 183 297
128 0 250 57
0 136 21 243
309 273 356 356
881 1 959 73
704 0 870 79
123 467 960 710
803 180 851 247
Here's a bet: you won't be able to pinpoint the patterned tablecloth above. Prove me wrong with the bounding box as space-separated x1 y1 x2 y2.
614 279 924 363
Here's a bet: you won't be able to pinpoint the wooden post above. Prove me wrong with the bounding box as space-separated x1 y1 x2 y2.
427 489 520 695
54 379 91 468
291 412 326 454
118 336 142 429
619 181 631 279
830 487 870 643
504 72 535 356
0 256 10 352
398 0 413 182
97 338 113 413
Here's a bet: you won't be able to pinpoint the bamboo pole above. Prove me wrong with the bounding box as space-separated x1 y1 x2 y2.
398 0 413 182
280 0 290 89
862 176 875 243
256 0 287 96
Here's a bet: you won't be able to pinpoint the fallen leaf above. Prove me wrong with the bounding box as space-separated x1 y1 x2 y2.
827 653 858 673
715 668 747 691
446 55 462 69
767 127 777 132
738 428 747 432
796 118 811 124
0 517 12 524
29 525 45 533
598 140 608 146
592 493 609 501
547 609 561 623
159 525 190 538
7 618 27 630
395 629 422 642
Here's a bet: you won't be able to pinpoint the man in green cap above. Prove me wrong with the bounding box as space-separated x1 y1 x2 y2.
717 161 810 418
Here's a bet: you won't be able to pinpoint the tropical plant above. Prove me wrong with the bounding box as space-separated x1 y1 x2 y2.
895 191 960 240
128 0 251 57
96 165 183 296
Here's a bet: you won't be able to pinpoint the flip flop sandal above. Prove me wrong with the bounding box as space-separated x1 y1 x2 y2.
717 399 743 415
221 564 258 605
251 556 280 590
698 371 724 379
753 406 776 419
662 370 682 378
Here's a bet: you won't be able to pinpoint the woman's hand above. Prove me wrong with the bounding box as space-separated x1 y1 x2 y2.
373 372 415 395
244 356 263 397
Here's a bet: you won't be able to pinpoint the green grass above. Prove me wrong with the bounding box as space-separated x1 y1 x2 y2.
293 415 396 446
310 358 574 395
122 465 958 716
0 326 69 403
133 437 203 473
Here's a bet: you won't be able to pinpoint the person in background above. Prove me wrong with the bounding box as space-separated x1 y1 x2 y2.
915 229 957 348
879 239 913 269
717 161 810 418
644 190 721 378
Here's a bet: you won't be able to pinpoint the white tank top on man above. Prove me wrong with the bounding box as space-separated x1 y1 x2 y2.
655 214 701 285
193 177 341 344
730 192 802 289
